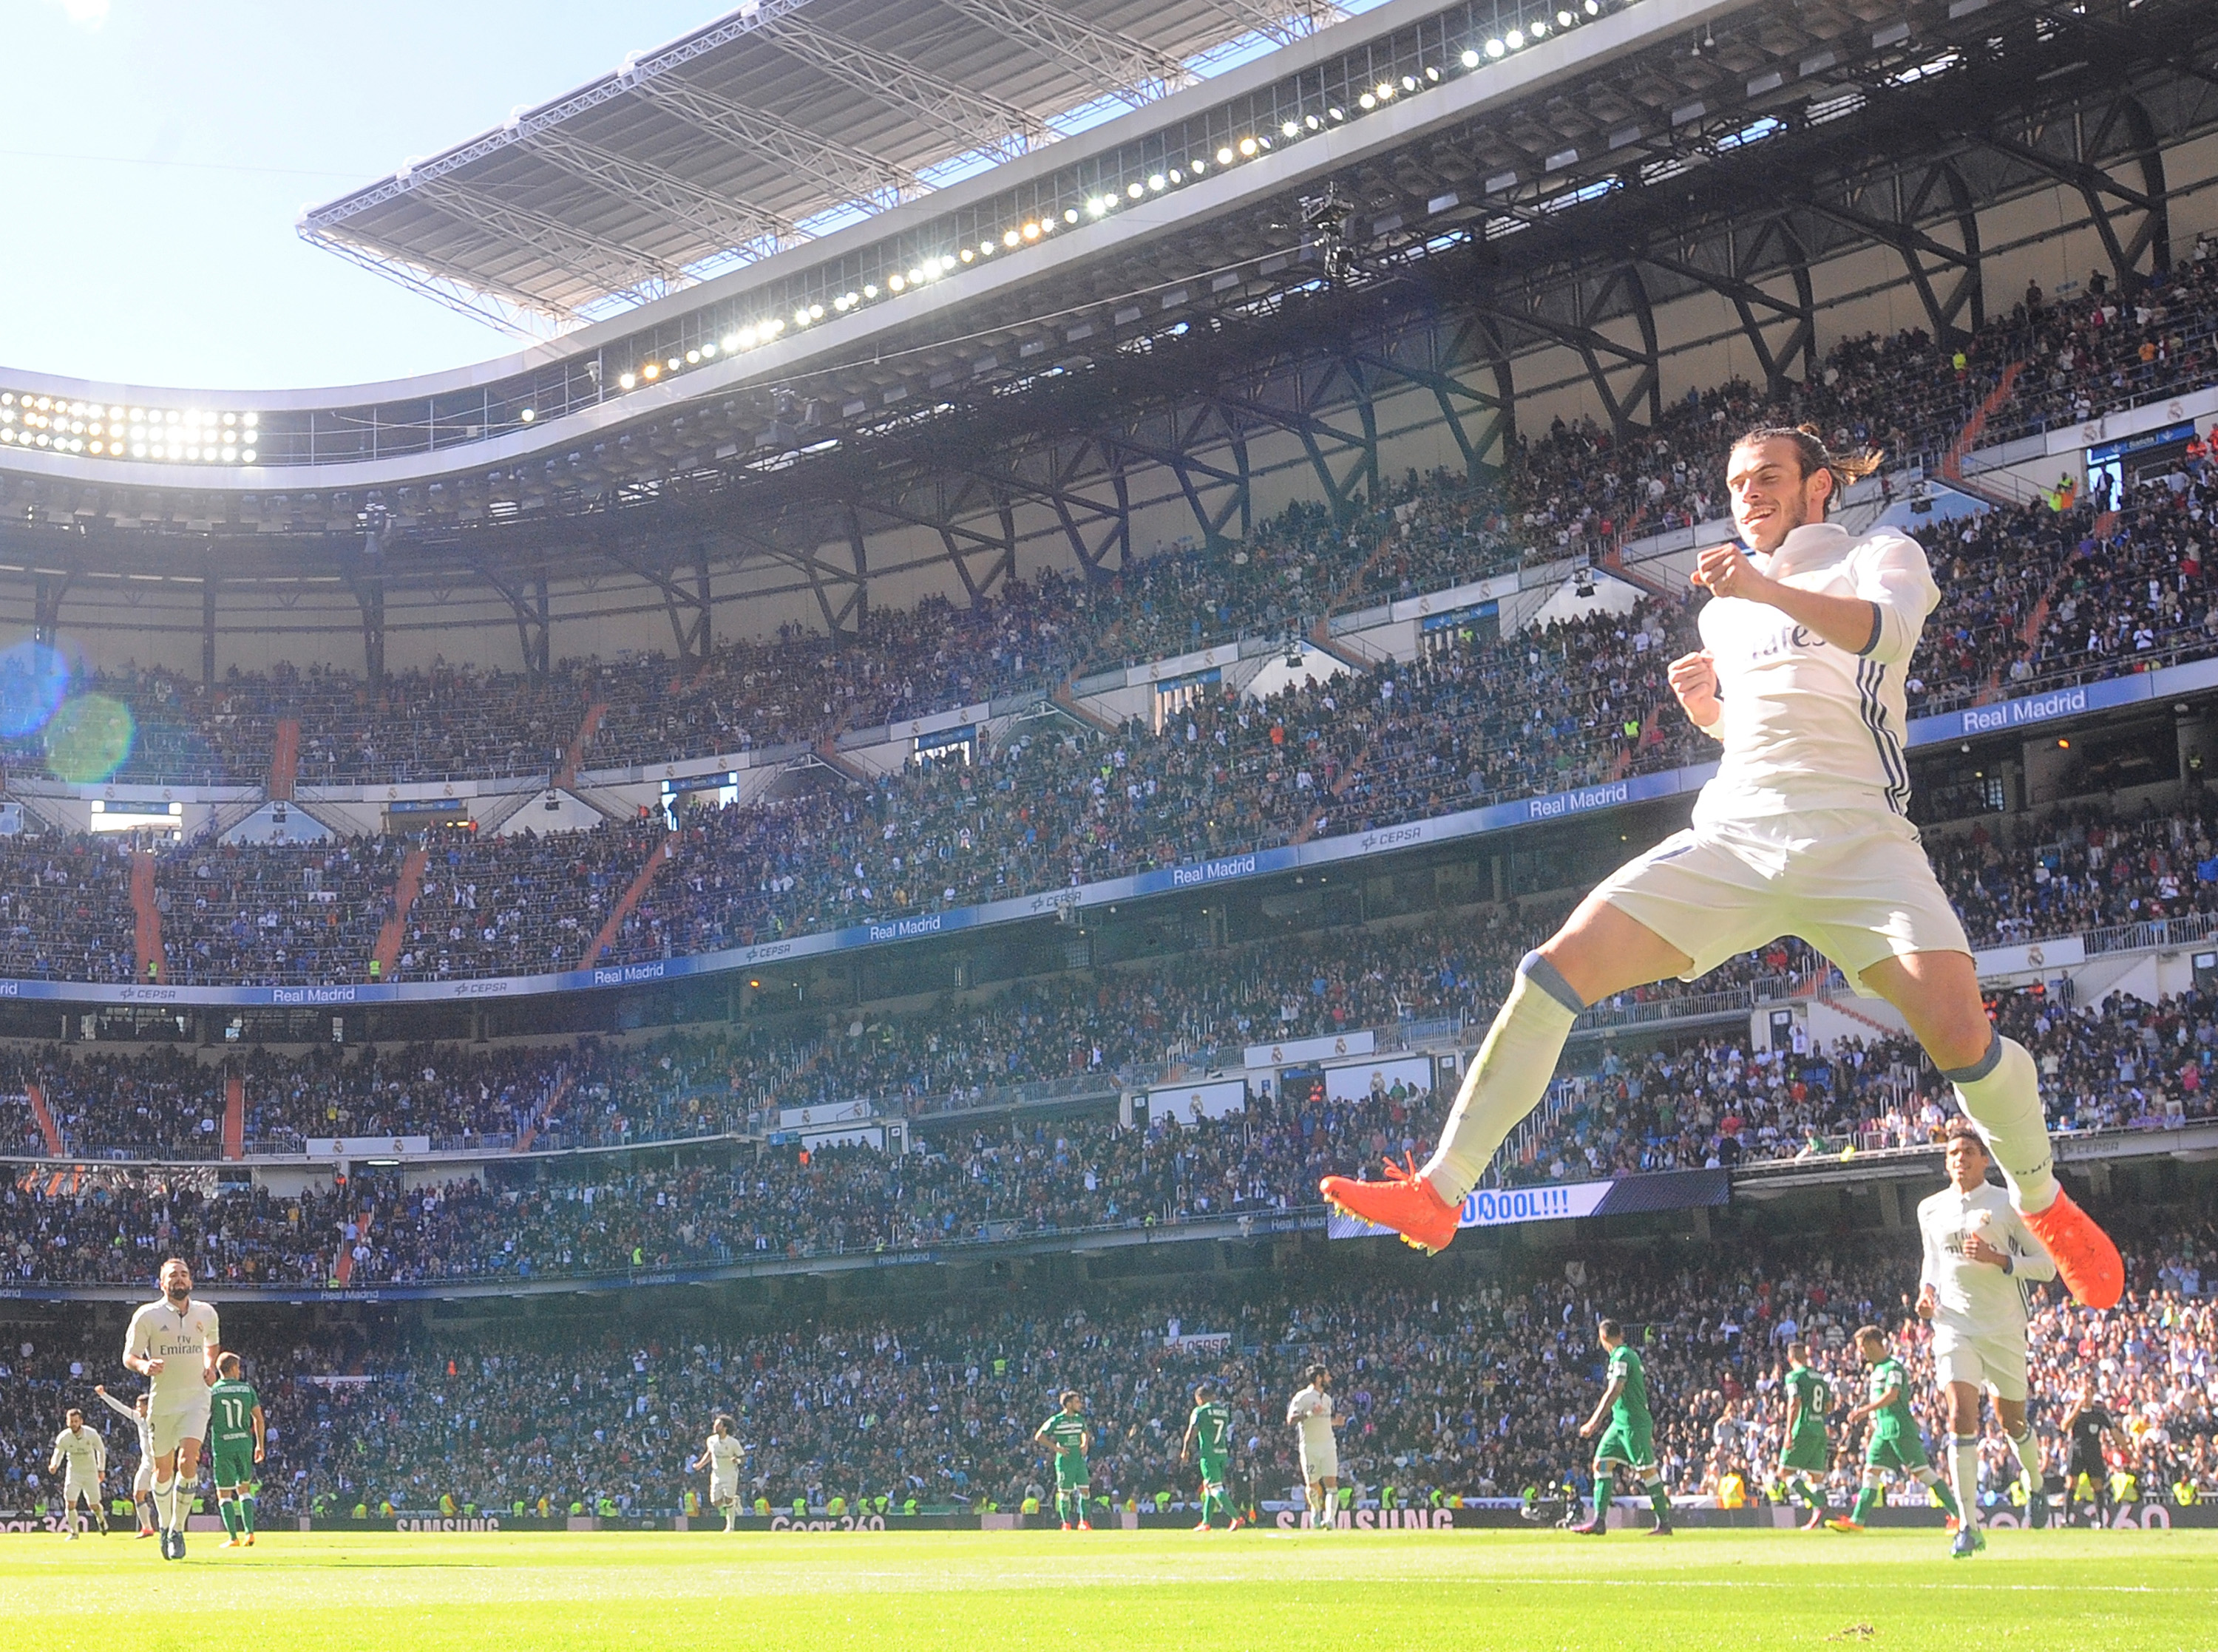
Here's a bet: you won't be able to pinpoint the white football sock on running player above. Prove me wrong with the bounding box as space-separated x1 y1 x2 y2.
2009 1427 2041 1481
1950 1437 1981 1527
1420 953 1582 1201
152 1476 174 1532
1943 1036 2061 1212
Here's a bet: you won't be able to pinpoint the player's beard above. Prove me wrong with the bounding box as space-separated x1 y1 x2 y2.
164 1282 189 1305
1746 484 1816 557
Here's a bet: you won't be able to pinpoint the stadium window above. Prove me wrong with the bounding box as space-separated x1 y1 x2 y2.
87 800 183 843
912 727 975 769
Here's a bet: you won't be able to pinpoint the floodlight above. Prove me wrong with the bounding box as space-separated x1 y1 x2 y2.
1238 136 1258 155
1505 30 1523 47
519 408 535 422
1216 146 1233 163
1486 38 1505 56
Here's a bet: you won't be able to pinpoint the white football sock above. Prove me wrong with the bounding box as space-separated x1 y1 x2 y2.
1420 954 1582 1201
152 1476 174 1532
1944 1036 2060 1211
1950 1437 1981 1527
2009 1427 2041 1481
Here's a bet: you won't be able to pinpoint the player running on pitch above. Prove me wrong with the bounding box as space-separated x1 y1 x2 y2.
1034 1391 1093 1531
1322 426 2120 1311
690 1415 747 1532
207 1353 265 1549
1918 1121 2056 1556
2062 1379 2123 1528
1181 1381 1241 1532
48 1407 107 1539
1285 1367 1342 1531
1827 1325 1961 1533
1777 1342 1833 1529
94 1385 159 1537
1573 1320 1672 1536
122 1257 222 1560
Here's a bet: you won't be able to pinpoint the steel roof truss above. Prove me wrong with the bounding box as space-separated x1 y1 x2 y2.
935 0 1195 106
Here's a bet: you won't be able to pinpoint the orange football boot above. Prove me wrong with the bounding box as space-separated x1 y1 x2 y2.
1319 1155 1459 1254
2022 1186 2123 1309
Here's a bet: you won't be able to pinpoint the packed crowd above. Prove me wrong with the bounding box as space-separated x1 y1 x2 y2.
0 259 2211 988
393 819 670 982
6 237 2211 807
1 1209 2207 1523
155 835 409 987
1980 251 2218 449
1513 962 2218 1185
17 779 2218 1165
6 944 2218 1282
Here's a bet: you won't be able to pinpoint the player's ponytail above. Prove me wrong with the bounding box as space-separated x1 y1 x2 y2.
1733 424 1885 514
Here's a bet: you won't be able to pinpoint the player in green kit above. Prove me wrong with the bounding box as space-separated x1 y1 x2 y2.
206 1352 265 1549
1034 1390 1092 1532
1181 1381 1241 1532
1573 1320 1672 1536
1777 1341 1833 1529
1827 1325 1960 1532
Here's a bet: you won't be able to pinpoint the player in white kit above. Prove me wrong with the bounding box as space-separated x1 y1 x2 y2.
94 1385 159 1537
48 1408 107 1538
689 1415 747 1532
1285 1367 1341 1530
122 1257 221 1560
1919 1121 2056 1557
1326 426 2120 1309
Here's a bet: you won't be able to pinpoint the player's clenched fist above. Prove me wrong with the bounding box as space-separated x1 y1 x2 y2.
1667 650 1720 727
1691 541 1765 601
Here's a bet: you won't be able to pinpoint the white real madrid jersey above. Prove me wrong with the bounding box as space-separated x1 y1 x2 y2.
1693 521 1940 826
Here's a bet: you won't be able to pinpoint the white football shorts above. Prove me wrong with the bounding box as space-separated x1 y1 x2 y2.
1593 809 1971 995
1933 1327 2029 1404
148 1396 212 1458
133 1458 155 1496
709 1478 739 1509
1300 1441 1339 1483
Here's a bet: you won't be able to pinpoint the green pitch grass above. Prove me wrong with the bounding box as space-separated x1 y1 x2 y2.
3 1527 2212 1651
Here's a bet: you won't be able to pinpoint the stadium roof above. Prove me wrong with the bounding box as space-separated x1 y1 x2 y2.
300 0 1355 332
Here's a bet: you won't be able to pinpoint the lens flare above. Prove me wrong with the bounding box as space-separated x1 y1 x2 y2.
0 640 70 738
45 693 134 783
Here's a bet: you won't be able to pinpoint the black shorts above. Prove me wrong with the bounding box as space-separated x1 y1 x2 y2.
2068 1449 2105 1485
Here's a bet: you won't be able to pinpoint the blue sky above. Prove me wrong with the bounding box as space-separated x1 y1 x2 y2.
0 1 1387 394
0 0 718 390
